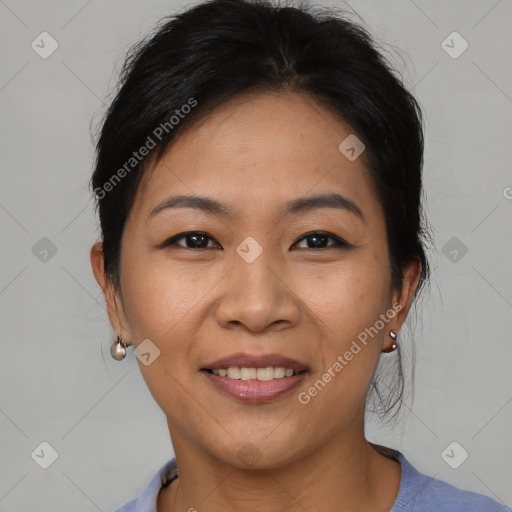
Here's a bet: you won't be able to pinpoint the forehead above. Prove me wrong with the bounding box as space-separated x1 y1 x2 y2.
132 91 382 222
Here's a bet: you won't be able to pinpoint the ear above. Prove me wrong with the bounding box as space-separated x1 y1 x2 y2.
90 241 131 342
389 257 422 334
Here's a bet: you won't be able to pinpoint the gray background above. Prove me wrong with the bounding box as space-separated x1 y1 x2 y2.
1 0 511 510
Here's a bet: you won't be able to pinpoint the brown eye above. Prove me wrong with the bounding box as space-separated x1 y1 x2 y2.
292 231 349 250
161 231 222 249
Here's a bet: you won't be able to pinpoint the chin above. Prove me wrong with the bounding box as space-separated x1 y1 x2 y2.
205 432 304 471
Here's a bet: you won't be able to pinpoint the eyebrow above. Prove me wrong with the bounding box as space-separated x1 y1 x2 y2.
147 192 364 222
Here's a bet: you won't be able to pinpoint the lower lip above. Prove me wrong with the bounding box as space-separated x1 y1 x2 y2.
201 371 308 402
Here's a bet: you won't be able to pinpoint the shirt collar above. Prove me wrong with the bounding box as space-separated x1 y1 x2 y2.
130 450 419 512
133 457 178 512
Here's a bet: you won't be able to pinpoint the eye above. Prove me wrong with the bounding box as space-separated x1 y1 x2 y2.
292 231 349 250
158 230 349 251
160 231 222 250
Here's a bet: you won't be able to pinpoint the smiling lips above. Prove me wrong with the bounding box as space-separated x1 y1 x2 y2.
201 352 309 402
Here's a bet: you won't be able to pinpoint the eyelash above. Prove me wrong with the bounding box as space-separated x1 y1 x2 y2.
159 231 350 251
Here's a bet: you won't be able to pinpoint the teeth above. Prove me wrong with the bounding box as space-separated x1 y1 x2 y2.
256 367 274 381
274 366 285 378
211 366 299 380
240 367 256 380
227 367 240 379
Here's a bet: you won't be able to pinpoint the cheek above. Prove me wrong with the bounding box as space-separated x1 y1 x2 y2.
119 254 212 411
293 260 390 437
120 246 215 341
297 252 391 342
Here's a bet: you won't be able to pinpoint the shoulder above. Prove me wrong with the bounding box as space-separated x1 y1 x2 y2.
410 475 510 511
113 458 178 512
392 451 510 512
115 498 136 512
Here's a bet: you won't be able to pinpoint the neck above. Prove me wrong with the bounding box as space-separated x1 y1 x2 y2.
158 422 401 512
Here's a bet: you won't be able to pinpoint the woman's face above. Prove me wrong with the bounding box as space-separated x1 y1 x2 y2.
92 91 419 468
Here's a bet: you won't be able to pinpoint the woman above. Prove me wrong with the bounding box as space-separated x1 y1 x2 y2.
89 0 509 510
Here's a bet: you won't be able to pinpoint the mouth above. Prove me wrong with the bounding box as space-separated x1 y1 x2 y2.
200 353 309 402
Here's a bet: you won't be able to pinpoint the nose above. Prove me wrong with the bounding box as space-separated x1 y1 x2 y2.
215 250 301 334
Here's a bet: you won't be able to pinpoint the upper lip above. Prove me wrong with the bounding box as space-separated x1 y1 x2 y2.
202 352 309 372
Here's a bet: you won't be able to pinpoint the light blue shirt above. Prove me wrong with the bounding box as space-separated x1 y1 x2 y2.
115 451 510 511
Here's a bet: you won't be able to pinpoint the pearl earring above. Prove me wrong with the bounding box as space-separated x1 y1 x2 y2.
110 334 128 361
382 331 398 353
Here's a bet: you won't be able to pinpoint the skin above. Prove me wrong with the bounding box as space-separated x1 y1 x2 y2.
91 90 421 512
